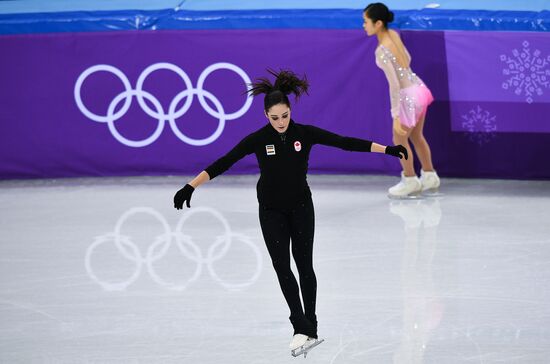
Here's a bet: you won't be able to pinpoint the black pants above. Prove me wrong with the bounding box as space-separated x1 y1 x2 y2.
258 196 318 338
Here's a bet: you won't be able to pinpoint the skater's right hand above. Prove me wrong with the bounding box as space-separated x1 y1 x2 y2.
174 184 195 209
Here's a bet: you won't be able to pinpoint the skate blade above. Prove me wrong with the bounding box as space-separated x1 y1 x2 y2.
291 338 324 358
387 192 424 200
421 189 444 198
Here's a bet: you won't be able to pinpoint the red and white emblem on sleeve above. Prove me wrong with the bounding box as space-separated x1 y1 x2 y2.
294 141 302 152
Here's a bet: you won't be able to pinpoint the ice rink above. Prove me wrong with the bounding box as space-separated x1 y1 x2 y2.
1 175 549 363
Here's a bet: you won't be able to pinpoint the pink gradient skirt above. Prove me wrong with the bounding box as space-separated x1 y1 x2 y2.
398 83 434 128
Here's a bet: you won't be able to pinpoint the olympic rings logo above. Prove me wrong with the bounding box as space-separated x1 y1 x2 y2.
74 62 253 147
85 206 263 291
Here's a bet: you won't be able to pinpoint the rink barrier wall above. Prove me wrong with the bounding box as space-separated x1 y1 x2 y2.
1 8 550 34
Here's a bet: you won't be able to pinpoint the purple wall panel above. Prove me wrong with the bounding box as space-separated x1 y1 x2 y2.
0 29 548 179
445 31 550 133
403 30 549 179
0 30 401 178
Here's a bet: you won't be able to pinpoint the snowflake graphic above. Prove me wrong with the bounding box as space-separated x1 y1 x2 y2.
500 41 550 104
461 106 497 146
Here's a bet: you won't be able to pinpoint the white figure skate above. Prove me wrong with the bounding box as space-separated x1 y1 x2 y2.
290 334 324 358
388 172 423 199
420 169 443 197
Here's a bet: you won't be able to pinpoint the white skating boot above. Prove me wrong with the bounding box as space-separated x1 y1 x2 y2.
420 169 440 193
388 172 422 199
290 334 309 350
290 334 324 358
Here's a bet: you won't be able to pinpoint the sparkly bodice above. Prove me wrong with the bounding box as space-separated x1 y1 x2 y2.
375 44 426 118
376 44 423 88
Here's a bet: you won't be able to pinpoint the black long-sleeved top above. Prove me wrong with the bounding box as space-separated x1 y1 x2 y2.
205 120 373 209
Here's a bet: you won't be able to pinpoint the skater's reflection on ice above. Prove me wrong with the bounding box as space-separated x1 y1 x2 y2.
390 199 444 364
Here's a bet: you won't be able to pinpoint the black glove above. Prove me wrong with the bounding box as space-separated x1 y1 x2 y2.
174 184 195 209
385 145 408 160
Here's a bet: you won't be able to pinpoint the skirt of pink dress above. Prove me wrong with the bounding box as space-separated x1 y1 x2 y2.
398 83 434 128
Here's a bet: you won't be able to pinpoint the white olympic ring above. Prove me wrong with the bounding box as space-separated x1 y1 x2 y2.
84 206 263 291
74 62 253 147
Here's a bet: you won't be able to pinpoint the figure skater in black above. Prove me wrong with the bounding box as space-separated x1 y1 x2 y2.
173 69 407 355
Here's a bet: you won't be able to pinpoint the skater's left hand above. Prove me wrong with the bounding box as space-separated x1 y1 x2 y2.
385 145 408 160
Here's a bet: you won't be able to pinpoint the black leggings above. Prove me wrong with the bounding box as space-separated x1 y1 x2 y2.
258 196 318 338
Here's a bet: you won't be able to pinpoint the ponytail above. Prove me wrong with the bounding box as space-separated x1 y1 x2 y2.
248 69 309 111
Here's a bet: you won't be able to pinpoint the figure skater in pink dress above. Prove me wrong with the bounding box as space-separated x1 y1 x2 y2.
363 3 441 198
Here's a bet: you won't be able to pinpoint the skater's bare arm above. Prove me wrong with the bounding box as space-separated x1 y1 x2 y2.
188 171 210 189
370 143 386 153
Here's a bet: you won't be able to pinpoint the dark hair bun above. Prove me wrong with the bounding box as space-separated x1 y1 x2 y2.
249 69 309 99
273 70 309 97
388 10 394 23
248 69 309 111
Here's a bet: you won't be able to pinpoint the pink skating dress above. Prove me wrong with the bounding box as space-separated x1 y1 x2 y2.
375 44 434 128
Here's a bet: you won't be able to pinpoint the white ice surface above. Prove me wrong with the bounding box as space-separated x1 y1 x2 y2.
1 175 549 363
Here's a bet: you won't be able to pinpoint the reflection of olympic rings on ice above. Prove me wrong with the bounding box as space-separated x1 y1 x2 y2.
74 62 253 147
85 206 263 291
